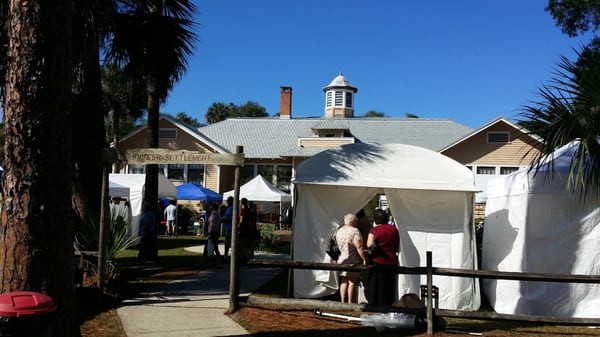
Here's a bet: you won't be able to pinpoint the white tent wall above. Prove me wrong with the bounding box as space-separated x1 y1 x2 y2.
291 143 480 310
393 189 479 309
483 145 600 317
292 184 376 297
109 174 177 240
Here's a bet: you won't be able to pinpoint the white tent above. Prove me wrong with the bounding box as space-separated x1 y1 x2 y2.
109 174 177 238
223 174 292 203
109 180 130 199
223 175 292 222
292 143 480 310
483 140 600 318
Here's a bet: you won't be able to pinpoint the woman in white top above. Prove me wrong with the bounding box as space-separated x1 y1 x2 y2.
335 213 367 303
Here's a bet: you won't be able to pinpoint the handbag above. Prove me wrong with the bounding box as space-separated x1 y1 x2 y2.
325 230 341 260
367 238 383 259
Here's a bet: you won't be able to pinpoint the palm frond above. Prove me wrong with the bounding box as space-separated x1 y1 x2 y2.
519 44 600 199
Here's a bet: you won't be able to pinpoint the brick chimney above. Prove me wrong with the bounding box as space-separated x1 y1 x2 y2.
279 86 292 119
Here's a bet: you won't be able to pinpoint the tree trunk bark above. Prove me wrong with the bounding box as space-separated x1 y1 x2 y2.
1 1 79 336
144 78 159 212
71 8 106 221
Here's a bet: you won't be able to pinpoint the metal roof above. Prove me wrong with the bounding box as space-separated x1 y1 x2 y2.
197 117 473 159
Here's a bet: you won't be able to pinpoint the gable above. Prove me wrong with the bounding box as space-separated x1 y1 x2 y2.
441 118 542 166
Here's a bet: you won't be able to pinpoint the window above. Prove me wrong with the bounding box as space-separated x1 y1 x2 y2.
159 128 177 140
476 166 496 175
500 166 519 175
345 92 353 108
326 91 332 107
257 165 276 183
275 165 293 192
167 164 184 180
487 131 509 143
334 91 343 106
239 166 255 185
188 164 204 185
128 164 144 174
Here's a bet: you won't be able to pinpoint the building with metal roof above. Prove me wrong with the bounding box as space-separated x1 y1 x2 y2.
118 73 541 210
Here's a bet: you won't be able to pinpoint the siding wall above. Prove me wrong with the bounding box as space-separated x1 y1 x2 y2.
442 121 541 166
118 119 221 191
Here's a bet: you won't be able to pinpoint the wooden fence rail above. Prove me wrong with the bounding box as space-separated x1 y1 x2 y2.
248 251 600 334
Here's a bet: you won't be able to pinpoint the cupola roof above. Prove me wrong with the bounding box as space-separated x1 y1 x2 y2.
323 72 357 92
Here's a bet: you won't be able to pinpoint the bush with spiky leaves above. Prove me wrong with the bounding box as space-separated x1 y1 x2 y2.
75 213 139 283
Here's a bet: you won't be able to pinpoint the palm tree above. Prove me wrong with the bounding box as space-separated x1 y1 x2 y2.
107 0 197 209
101 62 147 148
519 42 600 197
206 102 233 124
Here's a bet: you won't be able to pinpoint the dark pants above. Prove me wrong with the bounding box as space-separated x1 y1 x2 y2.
137 234 158 262
210 231 221 256
223 230 232 256
368 264 397 306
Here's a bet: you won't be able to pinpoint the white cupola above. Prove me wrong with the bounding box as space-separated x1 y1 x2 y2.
322 72 358 118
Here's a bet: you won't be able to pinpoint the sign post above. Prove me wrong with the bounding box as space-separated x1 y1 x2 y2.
121 147 245 312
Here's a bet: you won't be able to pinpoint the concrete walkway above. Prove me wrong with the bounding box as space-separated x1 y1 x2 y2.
117 244 287 337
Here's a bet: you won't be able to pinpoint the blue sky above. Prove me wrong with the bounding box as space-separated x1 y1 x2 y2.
162 1 593 129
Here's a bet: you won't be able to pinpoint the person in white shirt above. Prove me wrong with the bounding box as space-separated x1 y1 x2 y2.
164 200 178 236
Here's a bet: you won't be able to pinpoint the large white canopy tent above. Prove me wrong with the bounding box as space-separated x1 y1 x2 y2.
292 143 480 310
223 174 292 222
483 140 600 318
109 174 177 239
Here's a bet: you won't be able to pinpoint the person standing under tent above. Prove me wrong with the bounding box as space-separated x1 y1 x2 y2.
336 213 367 303
164 199 177 236
367 208 400 306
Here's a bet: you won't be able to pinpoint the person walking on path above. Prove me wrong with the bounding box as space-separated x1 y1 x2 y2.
164 199 177 236
336 213 367 303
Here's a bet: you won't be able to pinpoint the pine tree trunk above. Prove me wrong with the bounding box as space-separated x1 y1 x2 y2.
1 1 79 336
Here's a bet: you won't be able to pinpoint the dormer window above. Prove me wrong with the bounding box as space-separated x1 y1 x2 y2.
159 128 177 140
487 131 510 143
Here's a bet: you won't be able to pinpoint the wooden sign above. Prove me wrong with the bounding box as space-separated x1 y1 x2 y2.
124 148 244 166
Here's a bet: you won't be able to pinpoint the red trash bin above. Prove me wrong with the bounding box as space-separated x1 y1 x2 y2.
0 291 57 337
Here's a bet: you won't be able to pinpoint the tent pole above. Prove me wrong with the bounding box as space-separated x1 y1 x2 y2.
426 251 433 334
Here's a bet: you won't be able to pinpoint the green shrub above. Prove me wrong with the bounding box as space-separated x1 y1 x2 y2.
75 213 139 282
256 224 290 254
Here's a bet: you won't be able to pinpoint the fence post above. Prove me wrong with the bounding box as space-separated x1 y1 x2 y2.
426 251 433 335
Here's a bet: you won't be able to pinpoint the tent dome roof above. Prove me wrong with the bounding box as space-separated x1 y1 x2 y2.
293 143 477 192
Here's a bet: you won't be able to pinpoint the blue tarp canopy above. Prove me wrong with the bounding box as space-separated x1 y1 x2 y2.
176 183 223 205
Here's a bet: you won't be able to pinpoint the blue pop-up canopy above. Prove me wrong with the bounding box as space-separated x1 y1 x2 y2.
176 183 223 205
